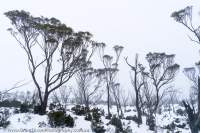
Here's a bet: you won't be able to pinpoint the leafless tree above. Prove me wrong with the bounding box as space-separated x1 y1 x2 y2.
5 10 100 114
125 54 146 124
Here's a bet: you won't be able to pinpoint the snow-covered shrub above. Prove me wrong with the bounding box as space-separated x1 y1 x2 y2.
85 113 92 121
48 111 74 128
33 105 42 114
0 109 10 128
165 118 186 129
0 100 21 108
174 118 187 129
164 122 176 131
125 109 131 112
14 108 20 114
64 115 74 127
91 108 105 133
48 111 65 127
20 103 30 113
125 115 140 124
91 122 105 133
109 115 123 132
91 108 101 123
49 103 56 111
105 114 112 119
176 123 186 129
49 103 65 112
71 105 88 116
176 108 185 116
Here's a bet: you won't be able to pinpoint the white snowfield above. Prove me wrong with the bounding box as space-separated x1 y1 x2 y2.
0 104 191 133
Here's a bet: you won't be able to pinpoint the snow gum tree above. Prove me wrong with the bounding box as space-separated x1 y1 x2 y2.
5 10 99 115
172 6 200 133
145 52 179 130
98 45 123 118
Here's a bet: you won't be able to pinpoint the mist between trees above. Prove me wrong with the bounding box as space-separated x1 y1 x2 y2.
1 5 200 133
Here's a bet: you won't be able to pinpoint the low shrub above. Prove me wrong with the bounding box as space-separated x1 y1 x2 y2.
49 103 56 111
166 119 186 129
90 108 105 133
176 123 186 129
85 113 92 121
105 114 112 119
0 109 10 128
34 105 42 114
64 115 74 127
20 103 30 113
71 105 88 116
91 108 101 123
91 122 105 133
109 115 123 132
125 109 131 112
49 103 65 112
164 122 176 131
14 108 20 114
125 115 140 124
48 111 74 128
0 100 21 108
176 108 185 116
48 111 65 127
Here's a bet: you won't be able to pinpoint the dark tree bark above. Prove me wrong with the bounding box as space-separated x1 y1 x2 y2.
125 54 145 124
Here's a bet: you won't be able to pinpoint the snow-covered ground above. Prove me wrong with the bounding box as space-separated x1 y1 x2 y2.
0 104 191 133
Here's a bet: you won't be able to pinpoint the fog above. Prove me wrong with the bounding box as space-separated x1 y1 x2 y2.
0 0 200 97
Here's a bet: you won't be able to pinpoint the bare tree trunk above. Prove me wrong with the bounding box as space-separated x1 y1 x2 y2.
107 84 111 118
40 93 49 115
183 101 199 133
135 92 142 124
198 77 200 115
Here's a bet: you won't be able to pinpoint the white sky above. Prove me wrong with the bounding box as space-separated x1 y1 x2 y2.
0 0 200 97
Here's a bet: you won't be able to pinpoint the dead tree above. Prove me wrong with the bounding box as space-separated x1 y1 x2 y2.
125 54 145 124
5 10 99 114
